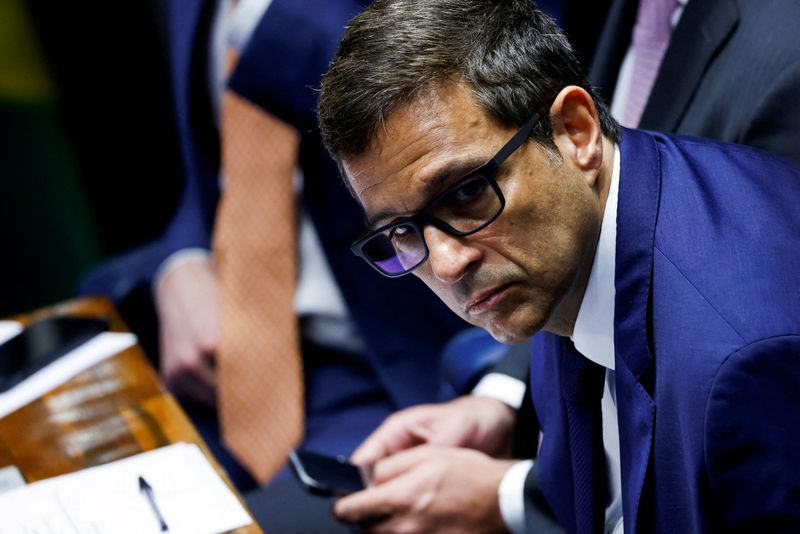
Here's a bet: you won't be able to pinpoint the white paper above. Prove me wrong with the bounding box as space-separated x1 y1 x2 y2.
0 442 252 534
0 330 137 419
0 321 23 345
0 466 25 495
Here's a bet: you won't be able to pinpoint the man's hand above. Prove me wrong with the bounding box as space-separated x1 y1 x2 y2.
335 445 513 533
155 259 219 406
352 395 518 466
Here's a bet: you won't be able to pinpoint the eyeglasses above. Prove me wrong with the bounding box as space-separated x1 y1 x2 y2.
350 108 548 277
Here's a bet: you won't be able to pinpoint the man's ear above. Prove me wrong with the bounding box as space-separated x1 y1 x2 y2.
549 86 603 179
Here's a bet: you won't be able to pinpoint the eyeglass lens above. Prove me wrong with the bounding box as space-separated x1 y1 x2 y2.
361 174 501 275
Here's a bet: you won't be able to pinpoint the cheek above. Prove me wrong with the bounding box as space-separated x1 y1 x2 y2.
501 170 597 278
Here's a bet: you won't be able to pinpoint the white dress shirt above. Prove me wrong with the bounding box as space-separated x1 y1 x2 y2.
474 145 622 533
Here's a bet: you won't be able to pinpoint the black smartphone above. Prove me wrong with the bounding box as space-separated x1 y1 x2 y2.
0 316 109 392
289 449 370 497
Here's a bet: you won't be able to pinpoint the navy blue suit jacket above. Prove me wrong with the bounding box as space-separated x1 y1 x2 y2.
530 129 800 533
161 0 466 455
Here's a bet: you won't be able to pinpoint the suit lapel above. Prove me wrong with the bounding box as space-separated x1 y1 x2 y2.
640 0 739 131
613 129 661 533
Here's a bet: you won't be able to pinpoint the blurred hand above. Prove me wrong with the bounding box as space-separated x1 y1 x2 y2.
155 258 219 406
335 445 513 533
352 395 517 466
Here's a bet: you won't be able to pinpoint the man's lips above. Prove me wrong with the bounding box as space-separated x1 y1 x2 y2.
466 283 514 315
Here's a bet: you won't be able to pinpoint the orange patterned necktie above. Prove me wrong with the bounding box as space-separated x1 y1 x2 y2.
212 47 304 484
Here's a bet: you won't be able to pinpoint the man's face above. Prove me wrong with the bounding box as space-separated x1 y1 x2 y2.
343 84 603 343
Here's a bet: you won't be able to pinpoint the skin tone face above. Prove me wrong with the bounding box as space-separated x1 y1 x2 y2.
343 82 614 343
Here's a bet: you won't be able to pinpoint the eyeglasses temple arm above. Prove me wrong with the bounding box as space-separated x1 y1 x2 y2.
493 110 546 164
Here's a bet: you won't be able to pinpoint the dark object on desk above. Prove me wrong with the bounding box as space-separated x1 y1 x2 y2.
0 316 109 392
245 474 356 534
139 475 169 532
289 449 368 497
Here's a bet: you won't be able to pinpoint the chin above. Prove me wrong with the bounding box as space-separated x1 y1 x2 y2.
481 304 545 345
484 326 525 345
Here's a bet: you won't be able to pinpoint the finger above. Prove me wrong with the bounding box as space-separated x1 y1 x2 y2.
407 420 437 442
370 445 437 484
351 438 393 466
203 348 218 369
334 485 398 524
352 420 427 465
193 320 219 357
339 514 396 534
185 370 216 407
423 416 470 447
192 353 218 396
168 371 215 406
192 377 217 407
164 353 217 406
362 516 423 534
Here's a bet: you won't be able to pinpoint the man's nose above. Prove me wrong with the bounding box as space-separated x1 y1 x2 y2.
423 225 482 284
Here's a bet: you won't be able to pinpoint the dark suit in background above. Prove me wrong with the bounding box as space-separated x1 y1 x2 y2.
536 0 613 68
590 0 800 163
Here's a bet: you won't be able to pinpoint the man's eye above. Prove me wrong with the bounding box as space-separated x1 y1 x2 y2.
450 176 488 204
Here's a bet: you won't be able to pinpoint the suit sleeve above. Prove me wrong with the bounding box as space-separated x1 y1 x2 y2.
160 162 219 268
705 335 800 532
228 0 369 132
158 0 223 278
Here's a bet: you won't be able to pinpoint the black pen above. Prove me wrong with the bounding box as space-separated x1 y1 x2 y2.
139 475 169 532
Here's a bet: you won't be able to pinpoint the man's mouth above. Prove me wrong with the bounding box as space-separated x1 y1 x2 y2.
465 283 514 316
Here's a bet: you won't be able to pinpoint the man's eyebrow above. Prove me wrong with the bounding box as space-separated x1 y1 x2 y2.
365 157 488 228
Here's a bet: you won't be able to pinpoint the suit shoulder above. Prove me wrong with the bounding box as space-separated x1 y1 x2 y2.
649 134 800 342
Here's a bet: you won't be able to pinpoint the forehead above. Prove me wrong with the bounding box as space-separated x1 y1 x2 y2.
343 83 512 222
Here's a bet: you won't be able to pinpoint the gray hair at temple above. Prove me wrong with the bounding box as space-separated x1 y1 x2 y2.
317 0 621 163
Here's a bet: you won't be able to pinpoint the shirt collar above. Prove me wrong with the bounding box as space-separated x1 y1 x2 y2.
570 144 620 370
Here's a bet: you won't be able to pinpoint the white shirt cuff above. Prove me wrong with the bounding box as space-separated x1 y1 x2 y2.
471 372 526 410
153 248 212 290
498 459 534 534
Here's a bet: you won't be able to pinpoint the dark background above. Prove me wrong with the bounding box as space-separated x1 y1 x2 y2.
0 1 183 316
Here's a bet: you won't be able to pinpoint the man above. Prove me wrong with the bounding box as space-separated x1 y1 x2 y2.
591 0 800 162
316 0 800 532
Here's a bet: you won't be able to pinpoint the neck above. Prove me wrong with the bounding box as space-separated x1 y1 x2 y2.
544 137 616 337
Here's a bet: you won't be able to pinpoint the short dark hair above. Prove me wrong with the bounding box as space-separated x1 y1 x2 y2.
318 0 620 162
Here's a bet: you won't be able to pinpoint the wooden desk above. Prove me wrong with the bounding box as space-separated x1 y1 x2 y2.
0 296 263 533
